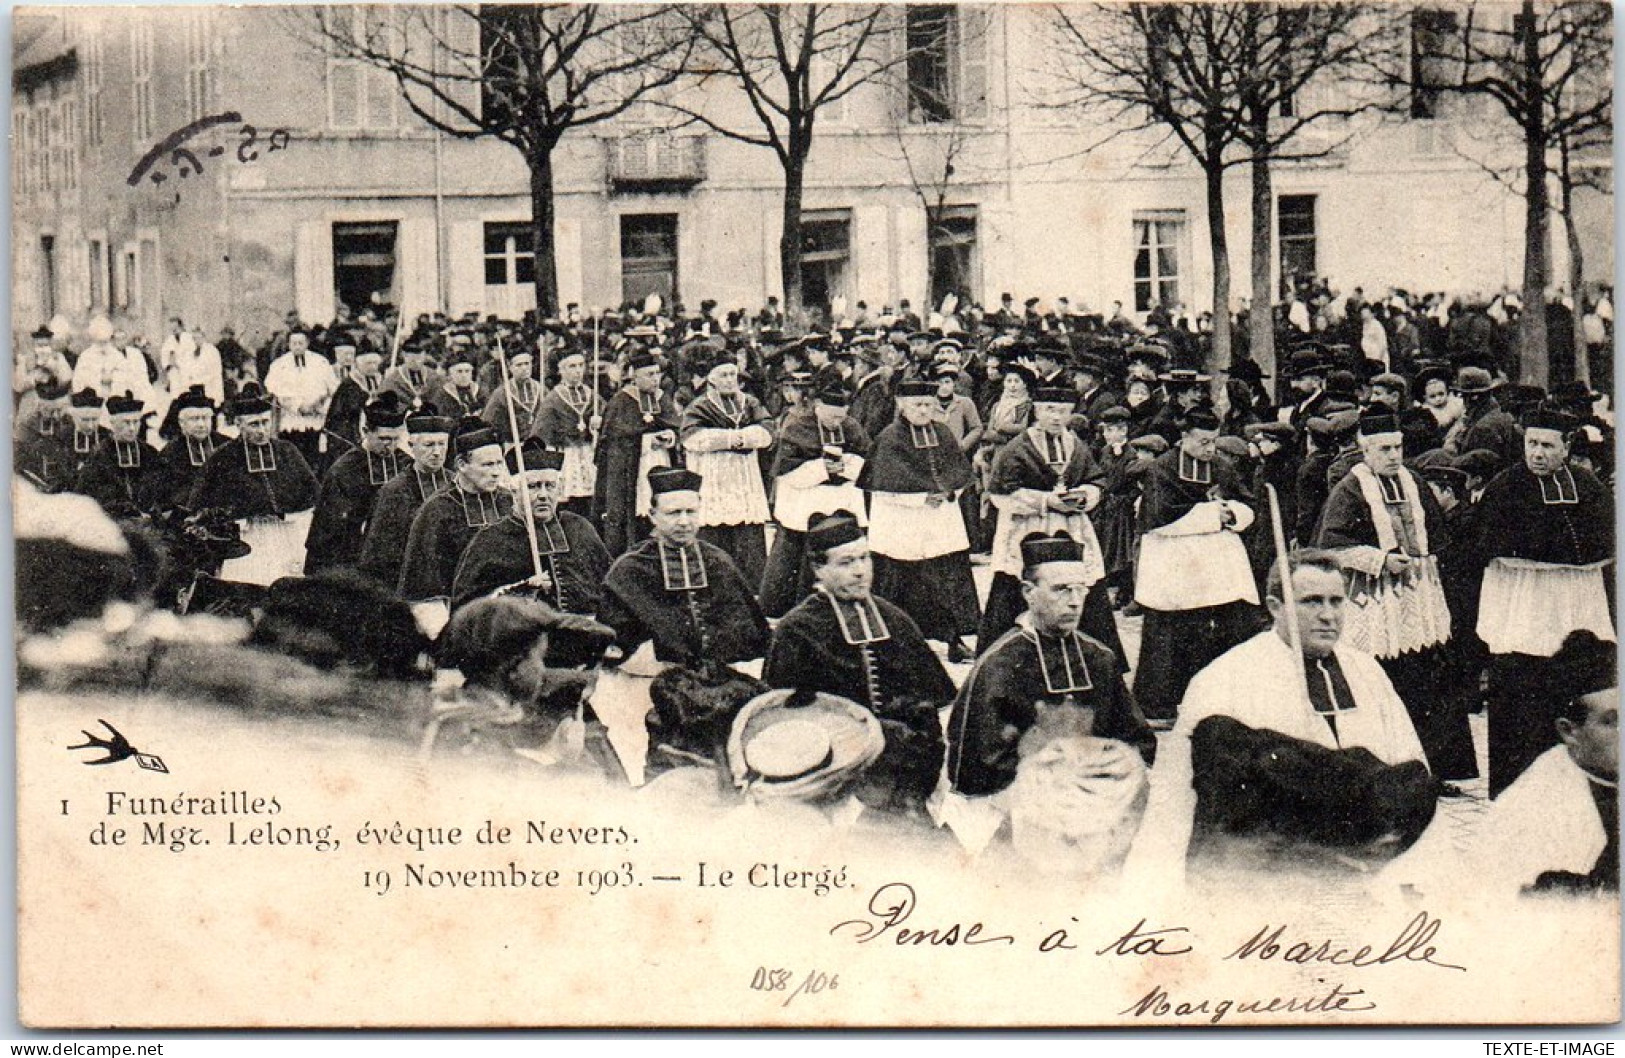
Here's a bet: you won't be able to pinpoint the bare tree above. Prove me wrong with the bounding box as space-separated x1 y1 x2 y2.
666 5 921 323
291 4 695 316
1406 0 1612 385
1047 3 1387 376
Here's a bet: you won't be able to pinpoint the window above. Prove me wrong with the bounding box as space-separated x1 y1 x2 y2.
929 206 979 310
479 6 527 129
115 247 136 312
906 6 987 123
1132 212 1185 313
799 211 851 315
327 7 400 130
40 236 57 318
185 13 212 121
1278 195 1317 294
620 214 679 308
332 222 399 315
89 240 106 309
1410 9 1460 119
55 99 78 192
484 222 536 286
83 24 104 146
131 19 155 141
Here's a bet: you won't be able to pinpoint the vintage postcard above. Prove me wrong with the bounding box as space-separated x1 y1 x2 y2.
12 0 1619 1028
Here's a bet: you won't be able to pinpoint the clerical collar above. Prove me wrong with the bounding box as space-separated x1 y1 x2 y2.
559 384 590 411
1034 427 1069 468
1375 472 1407 505
456 484 506 529
38 414 59 437
357 373 379 394
405 369 424 390
414 467 451 501
293 355 307 369
513 512 571 555
819 586 890 646
1305 652 1357 742
114 440 142 469
245 442 277 474
73 430 97 454
1538 465 1579 504
186 436 216 467
818 422 846 447
710 391 745 426
907 422 939 449
637 391 661 421
1023 624 1094 694
367 447 404 486
657 539 708 592
1178 451 1213 485
510 379 540 411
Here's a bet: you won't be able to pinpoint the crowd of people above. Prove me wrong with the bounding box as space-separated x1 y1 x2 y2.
12 282 1618 892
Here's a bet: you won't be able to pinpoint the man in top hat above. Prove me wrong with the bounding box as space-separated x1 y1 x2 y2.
1446 366 1520 468
944 531 1156 860
436 353 486 420
190 383 320 586
764 511 953 816
858 378 982 662
357 411 455 587
397 426 512 604
1126 551 1431 882
594 350 680 556
1316 409 1474 784
594 466 770 784
451 443 612 615
679 353 777 586
1280 350 1331 436
980 383 1121 662
146 385 227 513
1467 406 1615 796
480 343 546 439
533 345 600 521
322 341 385 451
1070 353 1120 430
262 329 339 476
849 338 903 441
1133 404 1263 723
75 392 159 517
760 385 870 617
303 393 409 575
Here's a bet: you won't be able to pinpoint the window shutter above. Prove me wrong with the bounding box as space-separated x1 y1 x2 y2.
447 221 486 316
365 66 398 128
398 216 439 317
959 8 989 121
329 63 361 129
295 221 335 324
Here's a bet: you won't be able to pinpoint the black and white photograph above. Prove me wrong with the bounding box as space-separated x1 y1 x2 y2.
10 0 1619 1029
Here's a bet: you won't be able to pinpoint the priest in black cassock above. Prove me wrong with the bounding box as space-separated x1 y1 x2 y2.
397 425 511 603
979 384 1122 664
594 351 680 556
303 393 408 574
1132 405 1263 723
533 345 599 521
75 392 159 517
13 377 75 495
146 385 227 514
322 343 384 451
1468 406 1616 796
944 532 1155 856
357 411 454 587
857 379 981 661
450 443 612 614
764 512 952 815
592 467 770 786
759 385 871 617
190 383 320 585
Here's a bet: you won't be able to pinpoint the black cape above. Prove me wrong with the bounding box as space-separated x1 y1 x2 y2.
450 511 612 613
190 438 319 518
598 537 768 667
356 466 452 586
397 484 513 601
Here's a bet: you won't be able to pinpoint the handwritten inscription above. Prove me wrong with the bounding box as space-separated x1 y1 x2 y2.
828 882 1017 947
1225 912 1466 972
1120 981 1378 1024
127 111 291 188
751 966 840 1008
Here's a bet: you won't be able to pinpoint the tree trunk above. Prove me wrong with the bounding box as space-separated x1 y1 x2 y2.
1248 146 1276 382
527 144 561 319
1205 158 1233 375
1559 155 1589 385
779 147 807 326
1516 0 1550 386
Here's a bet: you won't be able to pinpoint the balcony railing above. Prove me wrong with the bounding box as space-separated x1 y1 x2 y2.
607 135 705 191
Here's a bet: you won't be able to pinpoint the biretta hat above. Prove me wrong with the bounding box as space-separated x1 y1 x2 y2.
647 466 702 495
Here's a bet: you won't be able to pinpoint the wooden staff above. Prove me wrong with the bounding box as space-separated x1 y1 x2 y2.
1264 482 1311 710
590 315 602 421
386 309 409 374
494 335 545 583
